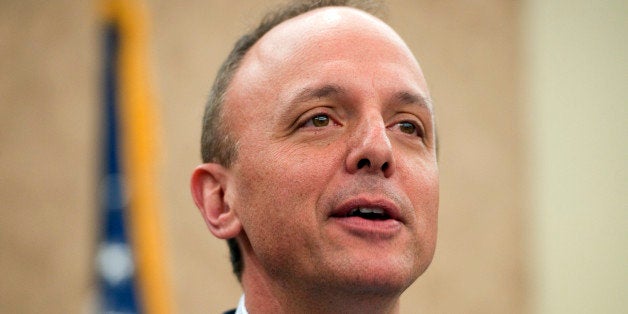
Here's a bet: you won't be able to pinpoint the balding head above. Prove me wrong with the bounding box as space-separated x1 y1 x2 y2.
192 2 438 312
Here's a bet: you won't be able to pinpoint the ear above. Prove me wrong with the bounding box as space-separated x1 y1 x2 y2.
190 163 241 239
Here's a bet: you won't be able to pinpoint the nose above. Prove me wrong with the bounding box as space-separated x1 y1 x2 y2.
345 116 395 178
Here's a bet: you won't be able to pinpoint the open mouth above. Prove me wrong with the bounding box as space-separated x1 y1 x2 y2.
328 197 403 231
329 200 402 237
345 207 391 220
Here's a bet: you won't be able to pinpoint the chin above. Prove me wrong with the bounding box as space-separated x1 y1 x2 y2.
324 252 425 297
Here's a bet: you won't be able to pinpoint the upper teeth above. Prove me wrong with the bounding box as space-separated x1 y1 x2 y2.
351 207 385 215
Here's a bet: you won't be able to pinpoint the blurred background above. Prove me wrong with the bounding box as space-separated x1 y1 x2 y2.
1 0 626 313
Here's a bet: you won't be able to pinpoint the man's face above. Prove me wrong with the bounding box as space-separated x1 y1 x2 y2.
223 8 438 294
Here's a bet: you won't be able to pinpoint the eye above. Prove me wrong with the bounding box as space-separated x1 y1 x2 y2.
398 122 416 134
304 114 331 127
393 121 424 137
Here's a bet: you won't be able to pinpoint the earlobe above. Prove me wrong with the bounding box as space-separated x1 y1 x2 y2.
190 164 241 239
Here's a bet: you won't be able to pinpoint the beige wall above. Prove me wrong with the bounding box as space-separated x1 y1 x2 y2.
523 0 628 313
1 1 524 313
0 1 99 313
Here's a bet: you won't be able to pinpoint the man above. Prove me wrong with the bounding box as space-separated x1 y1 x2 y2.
190 0 438 313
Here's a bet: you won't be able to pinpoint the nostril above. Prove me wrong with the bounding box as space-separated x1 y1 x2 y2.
357 158 371 169
381 162 389 172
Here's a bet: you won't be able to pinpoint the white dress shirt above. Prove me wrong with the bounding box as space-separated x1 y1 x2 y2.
235 294 248 314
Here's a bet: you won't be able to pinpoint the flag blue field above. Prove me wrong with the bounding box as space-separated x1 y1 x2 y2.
97 1 174 313
98 18 141 312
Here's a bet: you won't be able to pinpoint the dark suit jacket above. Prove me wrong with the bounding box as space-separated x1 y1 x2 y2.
223 309 236 314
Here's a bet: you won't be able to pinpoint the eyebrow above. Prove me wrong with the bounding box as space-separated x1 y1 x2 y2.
391 90 433 113
289 84 346 105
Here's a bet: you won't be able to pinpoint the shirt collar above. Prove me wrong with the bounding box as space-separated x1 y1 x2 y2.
235 294 248 314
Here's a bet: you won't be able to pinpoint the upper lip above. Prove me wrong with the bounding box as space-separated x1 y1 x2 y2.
329 196 404 223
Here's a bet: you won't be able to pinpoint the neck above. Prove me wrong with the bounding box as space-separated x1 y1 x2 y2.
240 255 402 314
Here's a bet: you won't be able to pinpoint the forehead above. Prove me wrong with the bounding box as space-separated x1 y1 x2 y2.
255 8 411 64
224 7 430 117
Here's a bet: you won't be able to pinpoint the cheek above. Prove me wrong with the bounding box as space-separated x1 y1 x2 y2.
235 140 340 203
399 157 439 232
233 158 296 228
230 143 335 247
232 163 298 261
401 151 439 198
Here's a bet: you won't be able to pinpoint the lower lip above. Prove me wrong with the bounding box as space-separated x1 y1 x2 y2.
329 216 402 239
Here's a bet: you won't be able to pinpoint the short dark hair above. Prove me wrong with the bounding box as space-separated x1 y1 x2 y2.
200 0 384 281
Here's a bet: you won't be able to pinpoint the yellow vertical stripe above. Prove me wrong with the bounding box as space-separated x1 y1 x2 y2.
102 1 174 313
